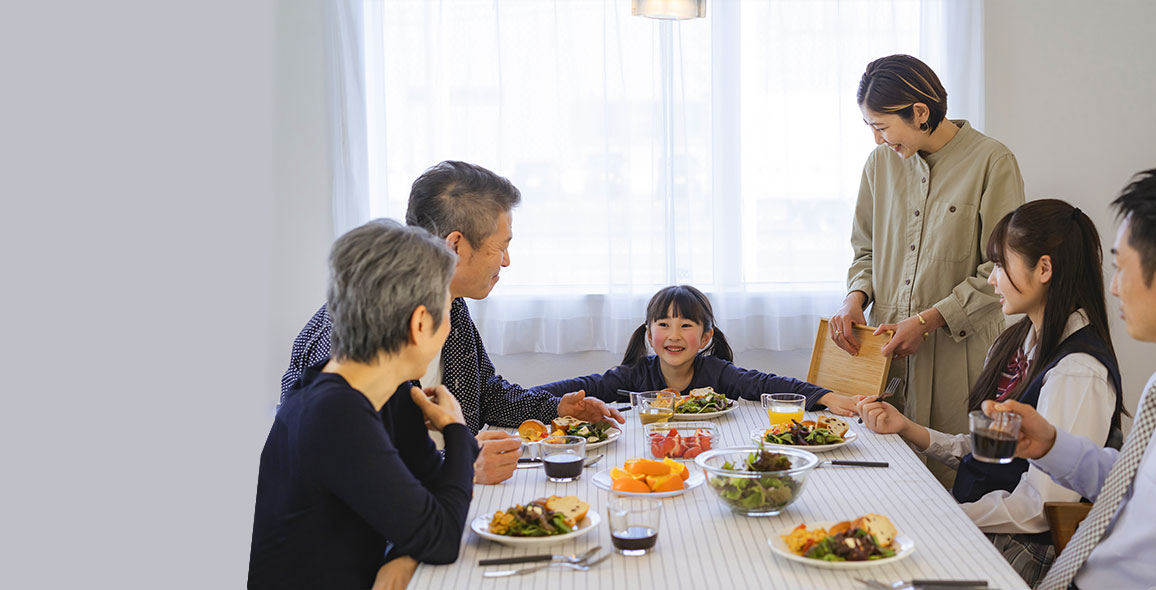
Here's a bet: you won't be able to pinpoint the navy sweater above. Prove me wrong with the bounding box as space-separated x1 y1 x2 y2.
536 354 831 410
248 365 479 589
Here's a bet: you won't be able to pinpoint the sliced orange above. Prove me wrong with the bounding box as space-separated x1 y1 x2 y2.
612 477 652 493
663 458 689 481
627 458 671 477
646 473 685 493
609 467 631 481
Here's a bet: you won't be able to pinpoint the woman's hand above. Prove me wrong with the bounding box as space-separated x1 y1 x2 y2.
372 556 417 590
830 291 868 355
818 392 865 417
876 308 944 359
983 399 1058 460
410 385 466 431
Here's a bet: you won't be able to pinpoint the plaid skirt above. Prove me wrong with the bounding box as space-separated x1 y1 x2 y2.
986 533 1055 588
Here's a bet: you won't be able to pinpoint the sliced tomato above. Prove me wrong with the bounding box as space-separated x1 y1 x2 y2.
683 445 703 459
698 434 712 451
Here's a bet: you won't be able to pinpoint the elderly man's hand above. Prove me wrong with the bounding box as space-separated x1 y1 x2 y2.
473 431 521 484
557 390 626 424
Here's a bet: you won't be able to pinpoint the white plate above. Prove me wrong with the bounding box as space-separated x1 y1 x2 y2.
671 403 738 421
585 427 622 450
471 511 601 547
590 469 706 497
749 427 858 453
767 521 915 569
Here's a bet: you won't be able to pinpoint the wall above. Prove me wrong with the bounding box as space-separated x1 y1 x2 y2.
4 1 285 588
272 0 335 404
985 0 1156 420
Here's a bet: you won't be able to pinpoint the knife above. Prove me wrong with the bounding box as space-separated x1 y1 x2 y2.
479 546 600 567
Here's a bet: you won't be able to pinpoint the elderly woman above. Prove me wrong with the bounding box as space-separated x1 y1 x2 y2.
248 219 477 590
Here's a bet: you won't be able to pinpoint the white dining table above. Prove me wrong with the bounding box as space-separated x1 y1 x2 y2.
409 401 1031 590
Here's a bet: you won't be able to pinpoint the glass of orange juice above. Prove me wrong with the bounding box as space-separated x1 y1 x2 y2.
762 393 805 426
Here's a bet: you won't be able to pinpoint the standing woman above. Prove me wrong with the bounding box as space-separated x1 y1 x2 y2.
829 55 1025 485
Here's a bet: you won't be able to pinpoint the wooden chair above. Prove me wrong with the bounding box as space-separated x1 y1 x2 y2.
1044 501 1093 554
806 318 894 399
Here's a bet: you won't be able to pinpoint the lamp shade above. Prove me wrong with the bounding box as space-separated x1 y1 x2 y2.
631 0 706 20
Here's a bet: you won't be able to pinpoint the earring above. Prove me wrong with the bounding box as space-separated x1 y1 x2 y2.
919 122 929 131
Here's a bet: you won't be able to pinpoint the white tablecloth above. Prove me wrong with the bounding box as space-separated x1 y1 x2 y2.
410 401 1031 589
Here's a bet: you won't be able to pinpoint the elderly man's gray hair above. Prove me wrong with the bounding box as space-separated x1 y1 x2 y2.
327 219 456 363
406 160 521 247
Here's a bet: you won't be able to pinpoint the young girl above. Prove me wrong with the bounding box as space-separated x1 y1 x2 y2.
536 285 855 414
857 200 1124 586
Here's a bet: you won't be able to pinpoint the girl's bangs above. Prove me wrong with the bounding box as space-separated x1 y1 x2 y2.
647 286 710 326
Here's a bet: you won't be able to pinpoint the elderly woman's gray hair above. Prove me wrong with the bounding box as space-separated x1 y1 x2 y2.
327 219 456 363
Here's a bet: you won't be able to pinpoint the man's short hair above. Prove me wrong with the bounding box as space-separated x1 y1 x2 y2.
327 219 456 363
1112 168 1156 287
406 161 521 247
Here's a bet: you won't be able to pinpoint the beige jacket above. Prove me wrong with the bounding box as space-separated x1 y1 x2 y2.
848 120 1025 438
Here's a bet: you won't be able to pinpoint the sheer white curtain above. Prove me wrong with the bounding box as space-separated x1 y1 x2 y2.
330 0 984 355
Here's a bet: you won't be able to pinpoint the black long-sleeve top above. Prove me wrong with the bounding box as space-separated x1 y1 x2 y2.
248 365 480 589
535 354 831 409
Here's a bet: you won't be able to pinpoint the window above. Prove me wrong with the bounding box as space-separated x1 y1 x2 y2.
349 0 982 354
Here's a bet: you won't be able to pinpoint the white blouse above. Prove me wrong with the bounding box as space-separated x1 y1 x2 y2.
920 310 1117 534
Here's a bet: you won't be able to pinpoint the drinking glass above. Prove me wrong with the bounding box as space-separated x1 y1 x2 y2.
541 435 586 482
762 393 805 426
638 397 675 426
607 497 663 556
969 410 1022 464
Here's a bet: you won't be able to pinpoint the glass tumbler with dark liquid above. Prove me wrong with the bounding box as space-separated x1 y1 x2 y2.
969 410 1022 464
541 435 586 482
607 497 663 556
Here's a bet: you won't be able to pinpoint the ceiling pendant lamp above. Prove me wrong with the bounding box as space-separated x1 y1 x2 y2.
631 0 706 21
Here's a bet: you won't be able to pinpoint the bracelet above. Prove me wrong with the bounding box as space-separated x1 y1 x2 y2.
916 311 927 326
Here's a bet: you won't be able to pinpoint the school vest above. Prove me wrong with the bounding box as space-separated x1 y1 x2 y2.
951 327 1122 527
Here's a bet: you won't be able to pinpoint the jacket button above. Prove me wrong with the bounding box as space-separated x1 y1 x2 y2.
914 209 921 217
949 205 957 213
904 279 911 285
960 330 967 337
910 245 916 251
921 177 927 183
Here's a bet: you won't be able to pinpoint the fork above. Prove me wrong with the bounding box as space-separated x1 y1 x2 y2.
482 551 611 577
859 377 902 423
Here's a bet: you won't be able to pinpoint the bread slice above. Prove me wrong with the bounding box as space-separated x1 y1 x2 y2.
551 416 585 432
852 513 897 547
545 495 589 526
517 419 549 442
817 416 850 438
688 386 716 398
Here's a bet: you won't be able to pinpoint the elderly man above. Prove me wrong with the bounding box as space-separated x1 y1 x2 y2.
282 161 623 484
983 169 1156 590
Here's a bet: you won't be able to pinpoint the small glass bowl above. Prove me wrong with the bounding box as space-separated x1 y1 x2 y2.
643 421 720 461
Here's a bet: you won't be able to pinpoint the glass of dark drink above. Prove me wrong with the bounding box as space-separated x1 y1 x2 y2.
969 410 1022 464
608 497 663 556
541 435 586 482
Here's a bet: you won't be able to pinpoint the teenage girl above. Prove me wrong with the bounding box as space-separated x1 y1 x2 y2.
857 200 1124 586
